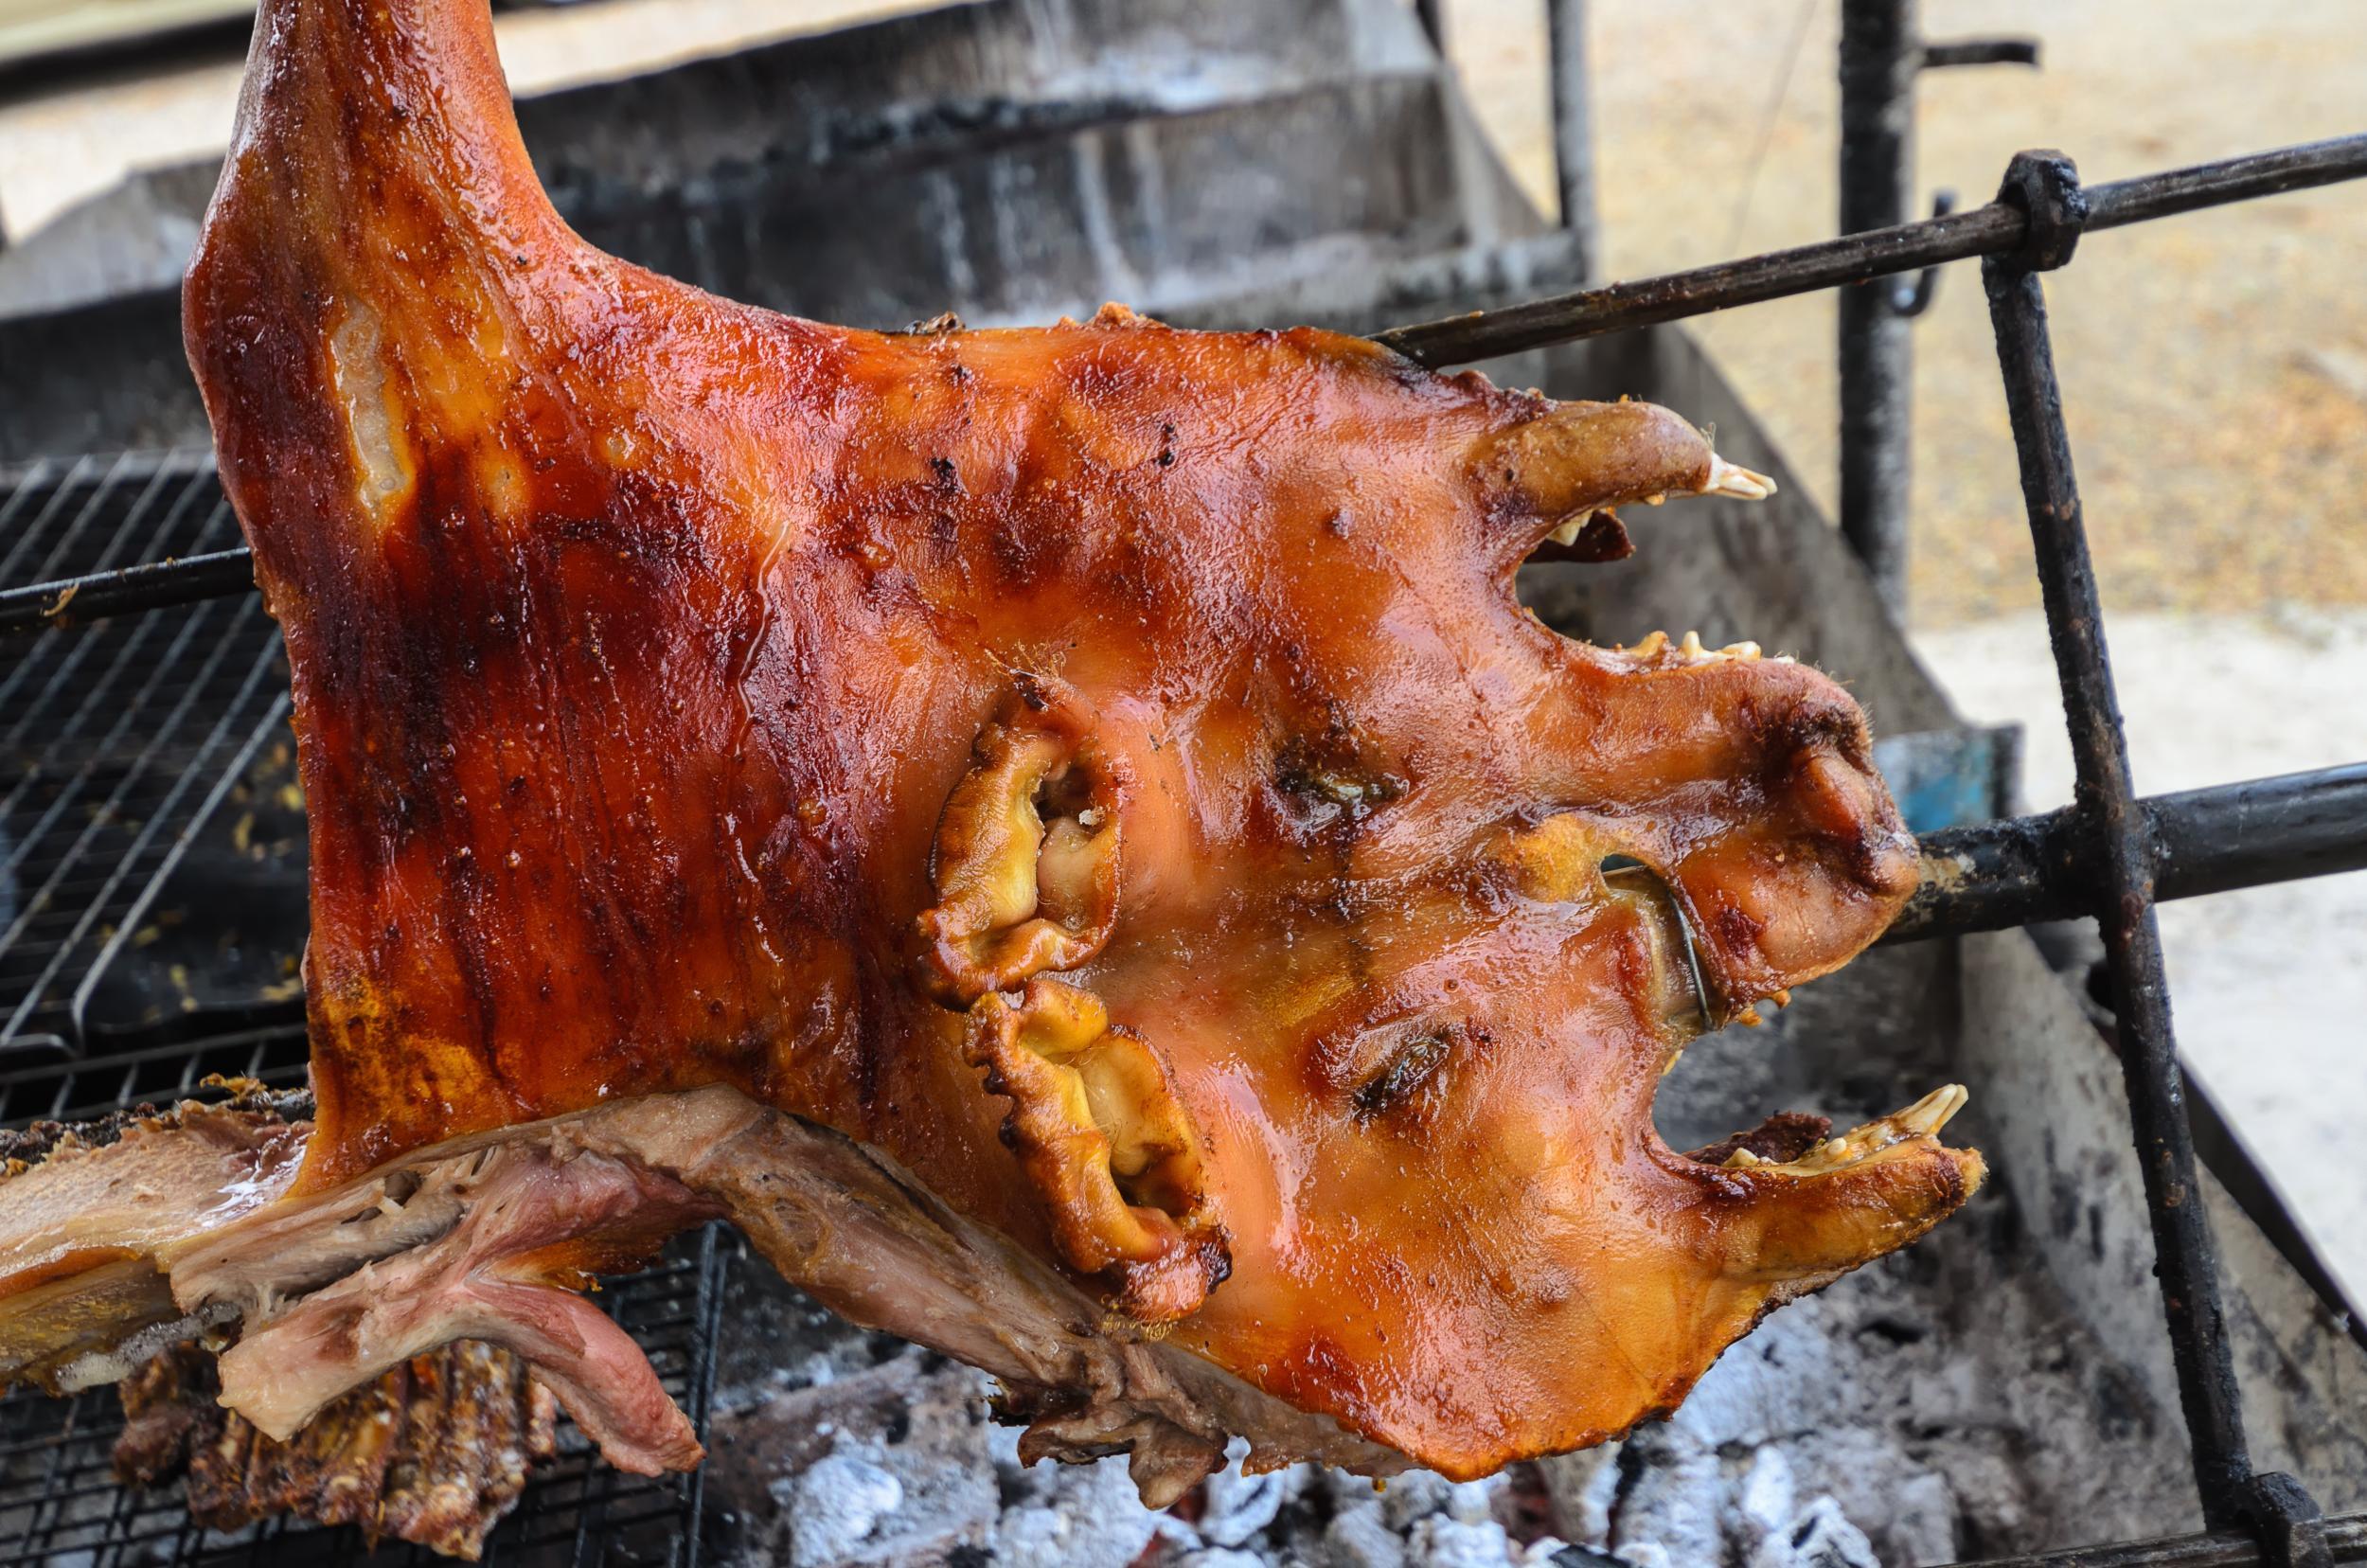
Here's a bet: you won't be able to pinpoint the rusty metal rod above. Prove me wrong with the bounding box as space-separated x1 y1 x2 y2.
1920 37 2040 70
1376 132 2367 365
10 137 2366 631
1836 0 1918 615
0 548 257 634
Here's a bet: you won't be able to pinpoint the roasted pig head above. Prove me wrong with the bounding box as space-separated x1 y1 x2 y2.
0 0 1984 1509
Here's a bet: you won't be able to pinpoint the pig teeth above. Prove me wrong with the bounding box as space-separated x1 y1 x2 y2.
1895 1083 1969 1138
1724 1085 1968 1176
1704 454 1776 501
1619 631 1765 666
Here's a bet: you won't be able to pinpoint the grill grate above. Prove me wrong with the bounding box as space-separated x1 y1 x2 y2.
0 453 288 1060
0 457 726 1566
0 1038 726 1568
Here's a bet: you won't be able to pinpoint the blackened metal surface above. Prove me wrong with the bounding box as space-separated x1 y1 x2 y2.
1983 216 2253 1523
1886 764 2367 942
1920 37 2041 69
1545 0 1598 269
1946 1512 2367 1567
2083 136 2367 230
2234 1472 2336 1568
1998 149 2091 272
0 548 258 634
1837 0 1916 614
1377 133 2367 365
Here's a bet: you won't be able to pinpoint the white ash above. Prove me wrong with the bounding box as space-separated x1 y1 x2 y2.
772 1452 906 1568
702 1159 2211 1567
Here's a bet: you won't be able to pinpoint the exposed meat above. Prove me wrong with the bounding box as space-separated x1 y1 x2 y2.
380 1340 560 1557
204 1143 716 1473
1687 1111 1837 1169
114 1340 557 1559
0 0 1986 1515
137 1087 1406 1505
114 1342 211 1488
0 1095 307 1387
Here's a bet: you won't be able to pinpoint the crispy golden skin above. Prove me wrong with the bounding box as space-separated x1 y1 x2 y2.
174 0 1982 1481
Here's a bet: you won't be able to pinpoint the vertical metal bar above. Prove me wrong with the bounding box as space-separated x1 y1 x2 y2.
1838 0 1917 615
1544 0 1599 277
1983 254 2253 1526
1414 0 1445 53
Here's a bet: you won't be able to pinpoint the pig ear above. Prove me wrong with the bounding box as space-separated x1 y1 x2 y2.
960 979 1226 1324
917 681 1127 1004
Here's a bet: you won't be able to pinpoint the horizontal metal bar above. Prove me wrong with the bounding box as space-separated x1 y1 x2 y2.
1947 1510 2367 1567
1887 763 2367 943
1920 37 2040 70
0 548 256 634
1376 133 2367 365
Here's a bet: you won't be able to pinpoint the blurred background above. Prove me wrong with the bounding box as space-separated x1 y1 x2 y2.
0 2 2361 1563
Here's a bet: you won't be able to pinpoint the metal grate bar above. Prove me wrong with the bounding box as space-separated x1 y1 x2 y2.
1377 132 2367 365
1952 1513 2367 1567
0 458 288 1057
0 474 226 730
0 1027 720 1567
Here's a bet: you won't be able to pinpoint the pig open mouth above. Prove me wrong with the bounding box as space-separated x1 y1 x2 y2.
0 0 1982 1526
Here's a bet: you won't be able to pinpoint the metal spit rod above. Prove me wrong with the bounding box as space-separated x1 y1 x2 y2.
1884 762 2367 944
1835 0 2039 616
1984 151 2251 1524
1948 1511 2367 1568
1377 131 2367 365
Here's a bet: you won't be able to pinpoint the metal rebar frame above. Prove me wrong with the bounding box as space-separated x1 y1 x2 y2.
4 125 2367 1566
1542 0 1597 276
1835 0 2038 616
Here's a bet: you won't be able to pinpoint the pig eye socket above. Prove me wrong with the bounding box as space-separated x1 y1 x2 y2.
960 978 1223 1323
1349 1028 1454 1121
1308 1016 1476 1129
918 707 1123 1003
1491 814 1714 1036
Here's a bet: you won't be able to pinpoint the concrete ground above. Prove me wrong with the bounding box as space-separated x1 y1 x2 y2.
1918 612 2367 1303
2 0 2360 1294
